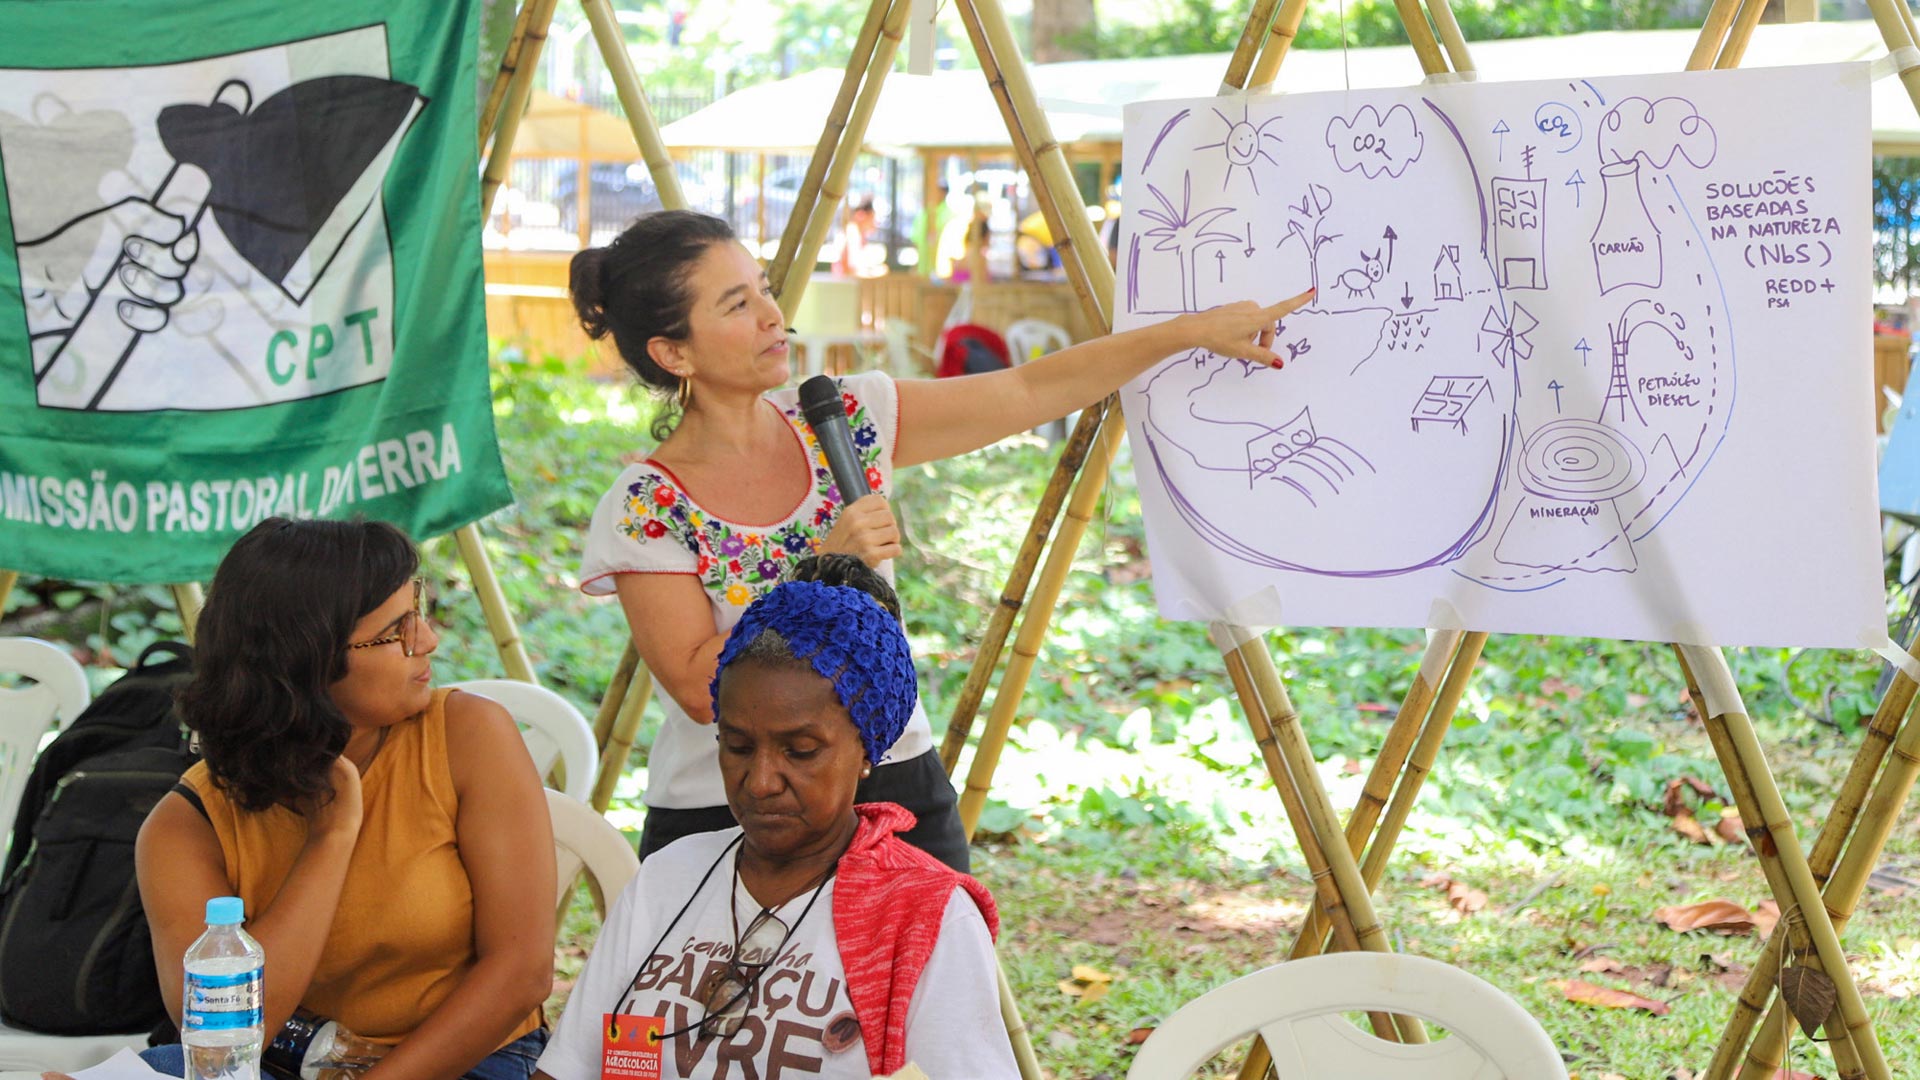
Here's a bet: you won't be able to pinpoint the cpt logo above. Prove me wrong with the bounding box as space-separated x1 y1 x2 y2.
0 25 422 412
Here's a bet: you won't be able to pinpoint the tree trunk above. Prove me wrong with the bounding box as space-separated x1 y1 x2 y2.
1030 0 1096 62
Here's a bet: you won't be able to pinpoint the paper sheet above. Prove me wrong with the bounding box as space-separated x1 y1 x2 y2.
1116 63 1881 648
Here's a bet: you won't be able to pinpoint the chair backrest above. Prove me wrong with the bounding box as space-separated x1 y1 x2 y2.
794 275 865 335
0 639 89 843
1127 952 1567 1080
448 679 598 801
546 789 638 919
1004 318 1072 364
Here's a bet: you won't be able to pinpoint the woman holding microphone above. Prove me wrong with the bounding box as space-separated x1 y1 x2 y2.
572 209 1310 868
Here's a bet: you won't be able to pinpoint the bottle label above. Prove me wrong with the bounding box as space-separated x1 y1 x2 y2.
185 968 264 1032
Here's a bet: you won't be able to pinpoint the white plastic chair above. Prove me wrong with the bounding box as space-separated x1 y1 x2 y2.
1005 318 1075 441
0 638 89 854
0 643 147 1072
1127 953 1567 1080
1004 318 1071 366
547 789 638 919
449 680 598 802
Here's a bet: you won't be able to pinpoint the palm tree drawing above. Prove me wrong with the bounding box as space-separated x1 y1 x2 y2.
1140 172 1239 312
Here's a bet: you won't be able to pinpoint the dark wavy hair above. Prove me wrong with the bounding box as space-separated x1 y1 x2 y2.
177 517 419 813
569 209 738 440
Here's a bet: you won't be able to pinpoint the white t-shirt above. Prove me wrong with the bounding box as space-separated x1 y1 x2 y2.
579 370 934 809
536 829 1017 1080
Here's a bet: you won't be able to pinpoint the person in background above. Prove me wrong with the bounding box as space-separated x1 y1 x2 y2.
952 194 992 284
833 195 884 278
532 561 1016 1079
910 181 951 279
567 208 1312 870
135 518 555 1080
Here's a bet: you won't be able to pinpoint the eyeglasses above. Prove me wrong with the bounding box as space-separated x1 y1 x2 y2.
693 908 788 1040
346 579 430 657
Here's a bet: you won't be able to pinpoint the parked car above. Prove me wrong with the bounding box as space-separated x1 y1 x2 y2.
554 162 665 235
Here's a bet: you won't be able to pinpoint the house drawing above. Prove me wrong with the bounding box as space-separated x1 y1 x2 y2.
1433 244 1462 300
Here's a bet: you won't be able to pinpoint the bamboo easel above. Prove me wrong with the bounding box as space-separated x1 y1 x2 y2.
925 0 1917 1076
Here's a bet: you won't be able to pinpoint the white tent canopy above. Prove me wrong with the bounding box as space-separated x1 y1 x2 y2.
661 20 1920 156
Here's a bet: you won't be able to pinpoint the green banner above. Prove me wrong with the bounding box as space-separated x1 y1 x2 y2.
0 0 512 583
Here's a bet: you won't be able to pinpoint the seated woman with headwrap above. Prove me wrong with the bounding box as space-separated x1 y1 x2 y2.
533 556 1015 1079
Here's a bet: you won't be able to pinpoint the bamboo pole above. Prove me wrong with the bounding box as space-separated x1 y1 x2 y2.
1290 630 1486 960
1236 631 1425 1044
937 0 1130 772
1424 0 1474 76
1713 0 1769 69
767 0 896 297
1738 695 1920 1077
1219 0 1283 94
582 0 687 208
1390 0 1448 75
479 0 560 222
995 963 1044 1079
0 570 16 620
779 0 915 322
478 0 539 157
1686 0 1743 70
1676 645 1887 1080
1711 634 1920 1074
937 400 1109 771
1220 640 1406 1043
453 525 536 682
170 582 205 645
1674 651 1866 1080
959 0 1115 313
591 663 652 813
958 413 1124 833
1867 0 1920 125
591 646 640 749
1248 0 1311 90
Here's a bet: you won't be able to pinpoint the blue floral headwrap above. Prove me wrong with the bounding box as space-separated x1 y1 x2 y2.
710 580 917 764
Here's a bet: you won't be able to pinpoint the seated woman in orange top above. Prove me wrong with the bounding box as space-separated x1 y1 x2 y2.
135 518 555 1080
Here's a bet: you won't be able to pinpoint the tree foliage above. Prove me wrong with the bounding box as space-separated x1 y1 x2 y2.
1875 156 1920 293
1079 0 1705 60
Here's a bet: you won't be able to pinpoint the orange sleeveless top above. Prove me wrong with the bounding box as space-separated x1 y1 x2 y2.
180 689 543 1046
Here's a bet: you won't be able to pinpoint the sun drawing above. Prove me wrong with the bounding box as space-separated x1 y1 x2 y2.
1197 102 1282 193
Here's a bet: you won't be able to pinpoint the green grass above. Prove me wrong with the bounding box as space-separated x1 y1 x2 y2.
11 356 1919 1076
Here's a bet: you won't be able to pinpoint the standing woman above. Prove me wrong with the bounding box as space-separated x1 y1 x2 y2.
136 518 556 1080
572 209 1310 868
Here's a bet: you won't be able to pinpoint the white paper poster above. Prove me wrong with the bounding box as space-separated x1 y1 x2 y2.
1116 63 1881 649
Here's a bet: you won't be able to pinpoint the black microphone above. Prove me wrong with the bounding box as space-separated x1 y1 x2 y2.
799 374 872 502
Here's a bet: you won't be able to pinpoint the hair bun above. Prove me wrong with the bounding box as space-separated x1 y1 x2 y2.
568 247 612 339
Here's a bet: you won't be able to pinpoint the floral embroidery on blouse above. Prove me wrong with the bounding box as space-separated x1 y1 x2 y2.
613 383 888 605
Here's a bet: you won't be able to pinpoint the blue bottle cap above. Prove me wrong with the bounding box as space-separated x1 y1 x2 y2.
205 896 245 925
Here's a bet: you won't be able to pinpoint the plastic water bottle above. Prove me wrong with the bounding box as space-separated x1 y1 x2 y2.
183 896 265 1080
264 1009 387 1080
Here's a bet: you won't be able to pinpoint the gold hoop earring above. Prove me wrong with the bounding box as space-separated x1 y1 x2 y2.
677 378 692 409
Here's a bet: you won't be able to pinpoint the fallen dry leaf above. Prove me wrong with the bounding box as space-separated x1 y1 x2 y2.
1653 899 1759 935
1579 956 1629 974
1671 810 1718 846
1550 978 1672 1015
1124 1026 1155 1046
1071 964 1115 984
1078 980 1111 1006
1421 872 1487 916
1715 814 1747 846
1754 899 1781 940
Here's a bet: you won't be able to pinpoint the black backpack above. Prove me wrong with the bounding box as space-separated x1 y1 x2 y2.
0 641 197 1035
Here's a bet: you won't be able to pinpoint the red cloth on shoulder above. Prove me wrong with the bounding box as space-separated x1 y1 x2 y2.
833 802 999 1075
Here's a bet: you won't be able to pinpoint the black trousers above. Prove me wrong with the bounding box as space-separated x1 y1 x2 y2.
635 748 970 872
